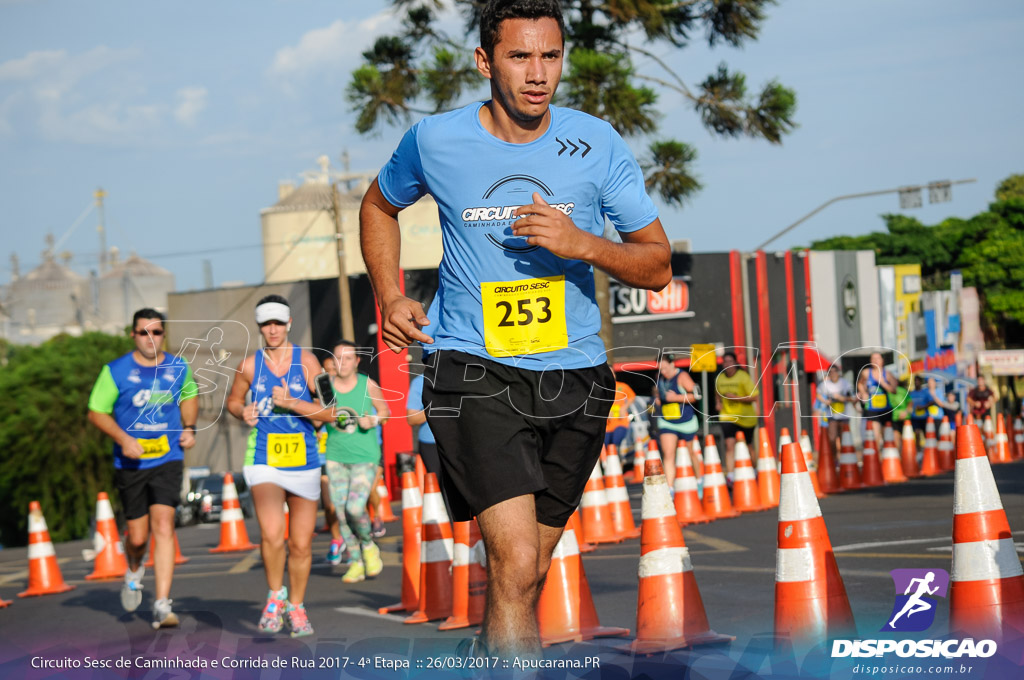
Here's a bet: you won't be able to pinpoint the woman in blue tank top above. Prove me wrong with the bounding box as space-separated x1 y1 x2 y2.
655 353 702 486
227 295 331 637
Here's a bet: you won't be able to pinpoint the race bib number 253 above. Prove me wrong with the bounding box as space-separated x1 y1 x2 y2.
481 276 568 357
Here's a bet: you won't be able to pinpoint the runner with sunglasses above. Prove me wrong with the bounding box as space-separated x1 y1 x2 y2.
88 308 198 629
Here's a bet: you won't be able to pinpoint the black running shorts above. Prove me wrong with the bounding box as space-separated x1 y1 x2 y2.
114 460 184 520
422 350 614 528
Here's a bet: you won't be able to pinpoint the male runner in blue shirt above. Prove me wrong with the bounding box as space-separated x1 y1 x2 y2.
360 0 672 657
88 308 198 629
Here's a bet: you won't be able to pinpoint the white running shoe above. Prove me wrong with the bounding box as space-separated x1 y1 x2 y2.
120 566 145 612
152 598 179 629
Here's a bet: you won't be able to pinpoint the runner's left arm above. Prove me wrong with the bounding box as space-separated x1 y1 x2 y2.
178 364 198 449
358 379 391 430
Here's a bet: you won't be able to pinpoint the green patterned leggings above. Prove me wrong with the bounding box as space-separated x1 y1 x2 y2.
325 461 376 560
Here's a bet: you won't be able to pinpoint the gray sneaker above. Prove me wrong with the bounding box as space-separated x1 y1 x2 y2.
152 598 179 629
120 566 145 612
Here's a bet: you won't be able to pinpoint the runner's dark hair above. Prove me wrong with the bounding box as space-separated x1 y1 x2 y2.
480 0 565 58
256 294 289 308
132 308 166 329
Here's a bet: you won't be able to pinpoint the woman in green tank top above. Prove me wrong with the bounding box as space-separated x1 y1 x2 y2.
324 341 390 583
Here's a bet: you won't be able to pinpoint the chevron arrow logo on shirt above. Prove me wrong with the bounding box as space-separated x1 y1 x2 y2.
556 137 592 157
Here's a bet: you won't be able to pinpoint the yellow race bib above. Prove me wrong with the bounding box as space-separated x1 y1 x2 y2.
662 403 682 420
830 402 845 414
481 276 568 357
871 394 888 409
267 433 307 468
137 435 170 459
609 404 622 418
317 430 327 454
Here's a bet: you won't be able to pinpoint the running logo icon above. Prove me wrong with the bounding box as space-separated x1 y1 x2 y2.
882 568 950 632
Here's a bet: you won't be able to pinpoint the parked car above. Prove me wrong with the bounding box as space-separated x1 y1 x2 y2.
185 473 255 524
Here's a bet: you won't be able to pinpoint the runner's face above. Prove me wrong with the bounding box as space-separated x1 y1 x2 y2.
323 357 337 377
478 18 563 125
132 318 164 360
259 320 288 347
333 346 359 378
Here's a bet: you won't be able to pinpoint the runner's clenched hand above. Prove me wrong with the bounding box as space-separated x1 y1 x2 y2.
512 192 598 261
380 295 432 352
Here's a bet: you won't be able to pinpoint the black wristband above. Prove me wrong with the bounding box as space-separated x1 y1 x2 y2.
183 425 196 432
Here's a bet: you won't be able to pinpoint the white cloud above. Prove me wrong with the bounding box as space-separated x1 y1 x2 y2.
174 86 208 126
0 45 193 145
267 12 395 83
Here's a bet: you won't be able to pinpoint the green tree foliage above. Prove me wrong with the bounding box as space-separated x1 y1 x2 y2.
808 175 1024 345
995 173 1024 202
347 0 797 206
0 332 132 546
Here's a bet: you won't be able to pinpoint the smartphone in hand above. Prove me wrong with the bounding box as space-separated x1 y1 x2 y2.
315 372 335 408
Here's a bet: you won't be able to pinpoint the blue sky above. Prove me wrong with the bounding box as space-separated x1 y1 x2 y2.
1 0 1022 291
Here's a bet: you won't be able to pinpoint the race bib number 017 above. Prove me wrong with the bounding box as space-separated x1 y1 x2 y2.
267 433 307 468
481 276 568 357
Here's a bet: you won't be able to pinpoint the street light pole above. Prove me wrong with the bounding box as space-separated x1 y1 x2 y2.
755 178 977 251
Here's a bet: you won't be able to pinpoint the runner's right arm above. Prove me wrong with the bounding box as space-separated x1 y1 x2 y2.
360 179 432 352
87 367 144 459
226 357 258 426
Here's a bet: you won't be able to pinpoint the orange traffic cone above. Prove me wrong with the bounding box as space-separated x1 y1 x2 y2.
282 501 290 541
860 425 884 488
816 427 841 495
633 457 731 653
210 473 257 553
405 473 453 624
691 436 704 480
966 413 974 427
983 415 995 457
990 414 1014 464
439 519 486 631
379 470 422 615
880 423 908 483
375 473 399 523
602 452 641 539
900 421 921 478
1013 417 1024 460
949 424 1024 641
800 430 825 498
757 427 781 508
144 531 190 567
731 432 763 512
957 412 964 427
0 597 9 608
18 501 75 597
630 440 646 485
85 492 127 580
579 462 624 544
774 442 855 644
938 416 956 471
837 423 864 490
919 418 941 476
701 435 739 520
674 442 709 525
571 510 596 553
778 427 792 457
415 453 427 492
537 523 629 646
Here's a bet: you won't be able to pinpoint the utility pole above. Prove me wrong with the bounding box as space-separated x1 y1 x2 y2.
95 187 107 273
331 182 355 341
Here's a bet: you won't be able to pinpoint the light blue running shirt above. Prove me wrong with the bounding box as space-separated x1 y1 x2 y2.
377 102 659 370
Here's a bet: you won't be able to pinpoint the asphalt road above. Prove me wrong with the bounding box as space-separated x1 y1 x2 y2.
1 460 1022 680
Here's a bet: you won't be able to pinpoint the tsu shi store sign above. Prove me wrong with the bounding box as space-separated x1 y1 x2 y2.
612 275 694 323
608 252 741 363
